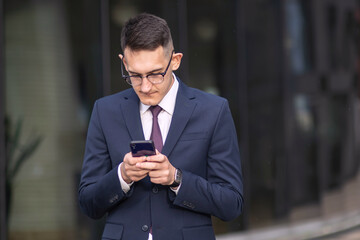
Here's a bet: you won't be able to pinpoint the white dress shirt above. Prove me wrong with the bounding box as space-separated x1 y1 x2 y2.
139 74 178 143
117 74 179 193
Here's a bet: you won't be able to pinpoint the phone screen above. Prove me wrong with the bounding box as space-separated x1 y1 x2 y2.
130 140 156 157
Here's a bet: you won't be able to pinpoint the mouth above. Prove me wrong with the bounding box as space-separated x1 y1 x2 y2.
138 92 160 105
141 92 157 97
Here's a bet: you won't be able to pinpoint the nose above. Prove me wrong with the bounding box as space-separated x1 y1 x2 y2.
140 77 152 93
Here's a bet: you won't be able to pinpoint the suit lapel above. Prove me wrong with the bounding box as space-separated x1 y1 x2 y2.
162 81 197 157
121 90 145 141
120 80 196 154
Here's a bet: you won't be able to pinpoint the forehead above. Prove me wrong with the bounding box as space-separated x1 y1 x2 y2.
124 47 168 74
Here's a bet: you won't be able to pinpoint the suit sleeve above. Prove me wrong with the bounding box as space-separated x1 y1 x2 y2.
171 100 244 221
78 101 132 219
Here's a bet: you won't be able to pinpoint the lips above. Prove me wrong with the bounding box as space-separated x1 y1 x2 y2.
141 92 157 97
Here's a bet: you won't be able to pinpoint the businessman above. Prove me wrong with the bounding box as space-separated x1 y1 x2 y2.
79 13 244 240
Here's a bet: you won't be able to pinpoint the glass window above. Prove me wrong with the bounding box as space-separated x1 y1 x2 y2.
5 0 97 238
285 0 314 75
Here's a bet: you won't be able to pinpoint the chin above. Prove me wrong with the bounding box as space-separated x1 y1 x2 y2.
140 98 159 106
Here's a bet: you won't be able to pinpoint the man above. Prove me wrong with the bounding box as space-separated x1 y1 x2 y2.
79 13 243 240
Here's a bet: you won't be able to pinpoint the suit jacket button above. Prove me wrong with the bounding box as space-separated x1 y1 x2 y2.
142 225 149 232
109 194 119 204
183 201 195 209
152 186 158 193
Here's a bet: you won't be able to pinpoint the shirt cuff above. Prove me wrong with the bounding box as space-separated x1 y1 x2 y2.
170 183 181 195
118 163 133 193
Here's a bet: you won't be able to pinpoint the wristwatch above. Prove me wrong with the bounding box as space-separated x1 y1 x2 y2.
169 168 182 188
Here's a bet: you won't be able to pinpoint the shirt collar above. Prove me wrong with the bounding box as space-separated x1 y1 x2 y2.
140 73 179 115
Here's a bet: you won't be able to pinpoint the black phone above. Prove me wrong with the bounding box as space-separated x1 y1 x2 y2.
130 140 156 157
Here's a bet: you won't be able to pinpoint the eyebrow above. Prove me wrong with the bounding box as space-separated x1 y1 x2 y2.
128 67 164 76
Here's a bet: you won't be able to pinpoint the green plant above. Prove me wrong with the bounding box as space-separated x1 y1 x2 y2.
5 116 43 220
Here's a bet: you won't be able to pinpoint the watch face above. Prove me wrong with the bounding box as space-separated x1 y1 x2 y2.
170 169 182 187
176 169 182 181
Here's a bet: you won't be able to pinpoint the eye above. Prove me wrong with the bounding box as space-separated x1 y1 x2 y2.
130 74 141 77
148 73 162 77
130 74 142 78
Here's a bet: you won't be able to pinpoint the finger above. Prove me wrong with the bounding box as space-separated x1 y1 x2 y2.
136 161 159 170
124 153 137 165
130 170 149 178
125 154 147 165
131 173 149 182
146 149 162 161
149 175 172 185
149 177 168 185
127 170 149 180
146 154 166 163
148 169 170 178
124 162 148 174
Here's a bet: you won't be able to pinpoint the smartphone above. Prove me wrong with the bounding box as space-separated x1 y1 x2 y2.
130 140 156 157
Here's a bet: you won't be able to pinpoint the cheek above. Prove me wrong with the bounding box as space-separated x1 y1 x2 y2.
132 87 141 96
160 77 173 95
153 83 167 96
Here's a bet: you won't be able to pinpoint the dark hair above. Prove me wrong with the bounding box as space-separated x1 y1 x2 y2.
121 13 173 53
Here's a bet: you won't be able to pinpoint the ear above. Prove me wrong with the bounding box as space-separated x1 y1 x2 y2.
119 54 127 67
171 52 183 71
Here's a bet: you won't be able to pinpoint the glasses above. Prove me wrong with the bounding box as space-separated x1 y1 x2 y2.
121 51 174 86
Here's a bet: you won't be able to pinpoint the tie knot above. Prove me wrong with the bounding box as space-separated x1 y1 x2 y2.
150 105 162 117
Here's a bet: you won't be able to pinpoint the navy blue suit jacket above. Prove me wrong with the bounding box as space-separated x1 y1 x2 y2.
79 79 244 240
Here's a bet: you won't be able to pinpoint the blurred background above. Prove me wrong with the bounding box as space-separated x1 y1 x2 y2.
0 0 360 239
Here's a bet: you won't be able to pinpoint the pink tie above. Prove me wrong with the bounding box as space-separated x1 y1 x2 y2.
150 105 163 152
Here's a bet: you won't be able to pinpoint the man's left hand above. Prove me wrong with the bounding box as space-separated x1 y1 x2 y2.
136 150 176 186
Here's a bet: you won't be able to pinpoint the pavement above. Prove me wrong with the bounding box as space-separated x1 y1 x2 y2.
217 173 360 240
316 226 360 240
217 210 360 240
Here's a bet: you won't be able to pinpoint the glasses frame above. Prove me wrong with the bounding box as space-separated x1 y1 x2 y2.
121 50 174 86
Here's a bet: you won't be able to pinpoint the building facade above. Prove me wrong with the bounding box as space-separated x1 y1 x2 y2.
0 0 359 239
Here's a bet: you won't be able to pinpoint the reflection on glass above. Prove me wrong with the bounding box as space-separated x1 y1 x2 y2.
285 0 313 75
294 95 314 133
5 1 88 239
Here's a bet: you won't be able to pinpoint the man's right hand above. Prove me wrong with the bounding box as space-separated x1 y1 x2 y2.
121 152 150 183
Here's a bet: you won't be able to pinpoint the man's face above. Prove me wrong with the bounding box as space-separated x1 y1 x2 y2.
121 46 178 106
